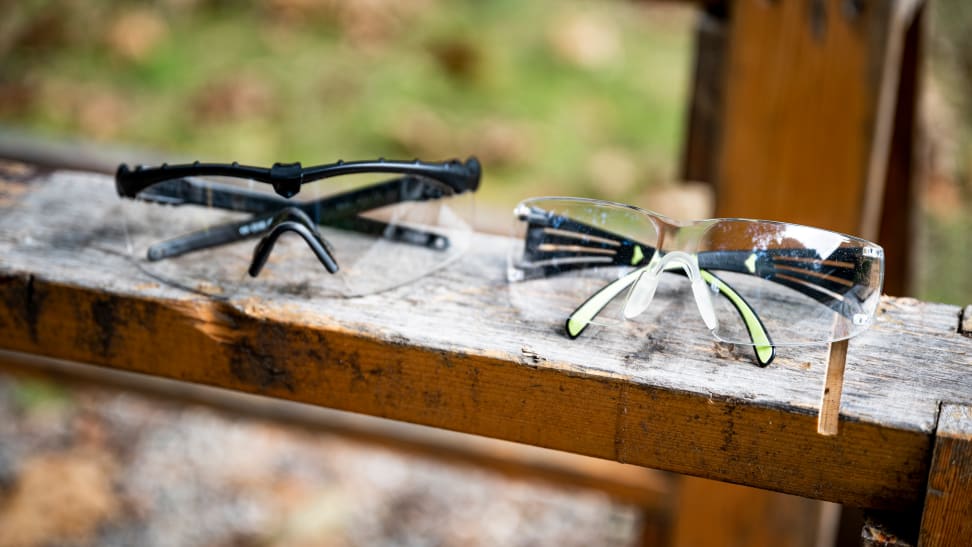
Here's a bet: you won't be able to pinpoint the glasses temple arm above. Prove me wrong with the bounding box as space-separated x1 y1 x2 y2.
565 267 775 367
135 175 460 260
146 211 278 261
696 249 864 318
523 211 863 319
698 270 775 366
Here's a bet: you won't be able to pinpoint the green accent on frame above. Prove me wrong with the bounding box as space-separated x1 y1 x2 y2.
744 253 757 274
566 268 644 337
699 270 774 365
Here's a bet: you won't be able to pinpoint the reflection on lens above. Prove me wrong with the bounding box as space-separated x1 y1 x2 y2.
699 220 884 345
507 197 660 329
507 198 885 351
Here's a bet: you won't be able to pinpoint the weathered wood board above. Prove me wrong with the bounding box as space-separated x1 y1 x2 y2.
1 171 970 511
919 404 972 547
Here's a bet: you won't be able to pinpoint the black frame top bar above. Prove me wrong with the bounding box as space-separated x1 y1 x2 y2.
116 157 482 199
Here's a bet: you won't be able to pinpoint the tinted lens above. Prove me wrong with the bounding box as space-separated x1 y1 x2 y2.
698 220 884 345
507 197 659 329
121 174 473 297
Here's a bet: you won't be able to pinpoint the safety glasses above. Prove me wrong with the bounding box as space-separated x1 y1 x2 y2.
507 197 885 366
116 157 480 297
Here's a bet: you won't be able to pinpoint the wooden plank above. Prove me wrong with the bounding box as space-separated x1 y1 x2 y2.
0 349 672 510
1 172 971 510
919 404 972 546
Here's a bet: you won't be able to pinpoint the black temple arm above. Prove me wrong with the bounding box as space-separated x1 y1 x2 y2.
518 207 655 278
146 212 278 261
697 248 868 316
135 175 458 260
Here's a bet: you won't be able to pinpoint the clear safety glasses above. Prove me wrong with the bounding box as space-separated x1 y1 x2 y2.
507 197 885 366
116 157 480 298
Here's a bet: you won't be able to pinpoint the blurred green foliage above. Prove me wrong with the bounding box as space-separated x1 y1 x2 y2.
1 0 969 304
10 377 70 413
0 0 692 207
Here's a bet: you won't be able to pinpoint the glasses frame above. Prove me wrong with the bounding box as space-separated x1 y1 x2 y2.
510 197 885 367
116 157 481 283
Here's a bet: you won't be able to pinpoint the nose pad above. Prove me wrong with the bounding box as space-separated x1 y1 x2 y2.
622 252 719 332
623 269 658 319
690 275 718 331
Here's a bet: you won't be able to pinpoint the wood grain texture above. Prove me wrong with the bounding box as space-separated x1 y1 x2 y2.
712 0 922 294
1 172 970 511
716 0 873 232
919 404 972 547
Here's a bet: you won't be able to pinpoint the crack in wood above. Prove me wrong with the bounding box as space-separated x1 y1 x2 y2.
721 404 737 452
24 274 41 343
960 305 972 338
89 298 117 358
614 382 629 464
3 171 971 512
228 336 296 393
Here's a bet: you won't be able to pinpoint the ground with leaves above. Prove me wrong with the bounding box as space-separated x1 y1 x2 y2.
0 372 641 547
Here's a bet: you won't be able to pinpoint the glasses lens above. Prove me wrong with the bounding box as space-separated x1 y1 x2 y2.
506 198 884 348
121 173 473 297
310 175 473 297
507 197 659 331
698 220 884 345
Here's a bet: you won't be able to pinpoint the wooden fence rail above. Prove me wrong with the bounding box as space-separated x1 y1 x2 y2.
1 170 970 545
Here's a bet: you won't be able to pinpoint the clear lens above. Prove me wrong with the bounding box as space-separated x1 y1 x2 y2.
121 173 473 298
507 198 884 348
698 220 883 345
507 197 659 330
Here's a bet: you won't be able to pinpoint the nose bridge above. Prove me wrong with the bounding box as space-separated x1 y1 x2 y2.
651 250 700 281
630 248 718 331
658 220 707 253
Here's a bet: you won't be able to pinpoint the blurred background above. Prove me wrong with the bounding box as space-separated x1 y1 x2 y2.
0 0 970 545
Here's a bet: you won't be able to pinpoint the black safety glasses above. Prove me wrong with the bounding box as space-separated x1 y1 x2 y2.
116 157 481 297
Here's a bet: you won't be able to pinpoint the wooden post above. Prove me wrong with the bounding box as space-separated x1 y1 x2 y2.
682 0 924 296
670 476 828 547
919 404 972 546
